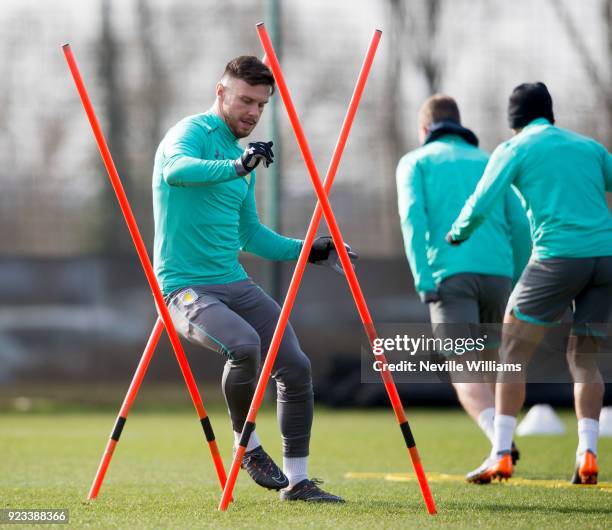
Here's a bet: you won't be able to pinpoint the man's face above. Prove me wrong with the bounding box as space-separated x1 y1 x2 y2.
216 77 271 138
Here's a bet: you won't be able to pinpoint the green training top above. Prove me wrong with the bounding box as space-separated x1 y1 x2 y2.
153 110 303 295
450 118 612 259
396 135 532 295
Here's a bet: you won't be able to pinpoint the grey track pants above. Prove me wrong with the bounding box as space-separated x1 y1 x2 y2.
167 278 313 457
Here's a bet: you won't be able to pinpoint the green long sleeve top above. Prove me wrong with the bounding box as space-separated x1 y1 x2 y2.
450 119 612 259
153 110 302 295
396 135 531 295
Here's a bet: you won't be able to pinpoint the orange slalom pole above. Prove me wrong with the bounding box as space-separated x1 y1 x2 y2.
88 317 163 499
62 44 228 498
219 26 399 511
255 24 436 515
219 25 435 513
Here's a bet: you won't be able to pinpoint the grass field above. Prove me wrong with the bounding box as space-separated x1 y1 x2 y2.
2 407 611 529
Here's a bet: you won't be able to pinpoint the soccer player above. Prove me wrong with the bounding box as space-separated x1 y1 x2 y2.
448 82 612 485
153 56 355 502
396 95 531 466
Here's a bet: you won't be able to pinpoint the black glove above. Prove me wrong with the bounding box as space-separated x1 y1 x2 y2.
308 236 358 275
235 141 274 176
419 290 441 304
445 231 464 246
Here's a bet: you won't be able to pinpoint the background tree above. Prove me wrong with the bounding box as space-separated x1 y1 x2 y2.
382 0 444 253
549 0 612 147
96 0 131 254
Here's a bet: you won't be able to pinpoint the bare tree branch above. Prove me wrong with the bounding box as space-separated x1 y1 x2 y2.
385 0 408 161
380 0 445 254
136 0 170 151
548 0 608 98
549 0 612 146
606 0 612 65
96 0 131 254
404 0 443 95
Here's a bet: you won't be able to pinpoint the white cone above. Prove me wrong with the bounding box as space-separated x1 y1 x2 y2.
516 404 566 436
600 407 612 437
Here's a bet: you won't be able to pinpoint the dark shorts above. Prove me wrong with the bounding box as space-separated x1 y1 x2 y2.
429 273 512 356
429 273 511 324
508 257 612 334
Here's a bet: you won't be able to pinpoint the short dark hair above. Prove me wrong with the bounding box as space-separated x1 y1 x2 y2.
222 56 275 94
419 94 461 128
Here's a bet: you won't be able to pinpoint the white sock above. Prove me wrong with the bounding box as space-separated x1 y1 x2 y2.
283 456 308 488
491 414 516 457
577 418 599 460
234 430 261 452
477 407 496 443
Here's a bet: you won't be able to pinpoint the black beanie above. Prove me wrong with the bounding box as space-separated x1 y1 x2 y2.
507 82 555 129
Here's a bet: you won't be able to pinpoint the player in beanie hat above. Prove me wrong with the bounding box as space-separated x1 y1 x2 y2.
507 82 555 130
449 82 612 485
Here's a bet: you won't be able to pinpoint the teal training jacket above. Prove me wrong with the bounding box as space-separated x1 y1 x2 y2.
451 119 612 259
396 135 531 296
153 110 302 295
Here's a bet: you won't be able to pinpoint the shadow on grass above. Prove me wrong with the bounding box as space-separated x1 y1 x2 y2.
443 499 612 516
204 497 417 514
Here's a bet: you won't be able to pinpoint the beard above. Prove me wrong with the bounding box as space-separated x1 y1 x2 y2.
223 111 257 139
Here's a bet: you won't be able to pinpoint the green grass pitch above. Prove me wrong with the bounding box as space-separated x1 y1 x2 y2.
2 408 611 528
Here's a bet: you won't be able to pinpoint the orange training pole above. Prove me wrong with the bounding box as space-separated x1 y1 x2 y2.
253 24 436 515
62 44 228 499
218 27 379 510
220 25 434 514
218 25 379 511
87 317 163 499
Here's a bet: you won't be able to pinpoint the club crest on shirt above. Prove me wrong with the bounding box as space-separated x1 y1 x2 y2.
214 149 226 160
181 288 198 306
